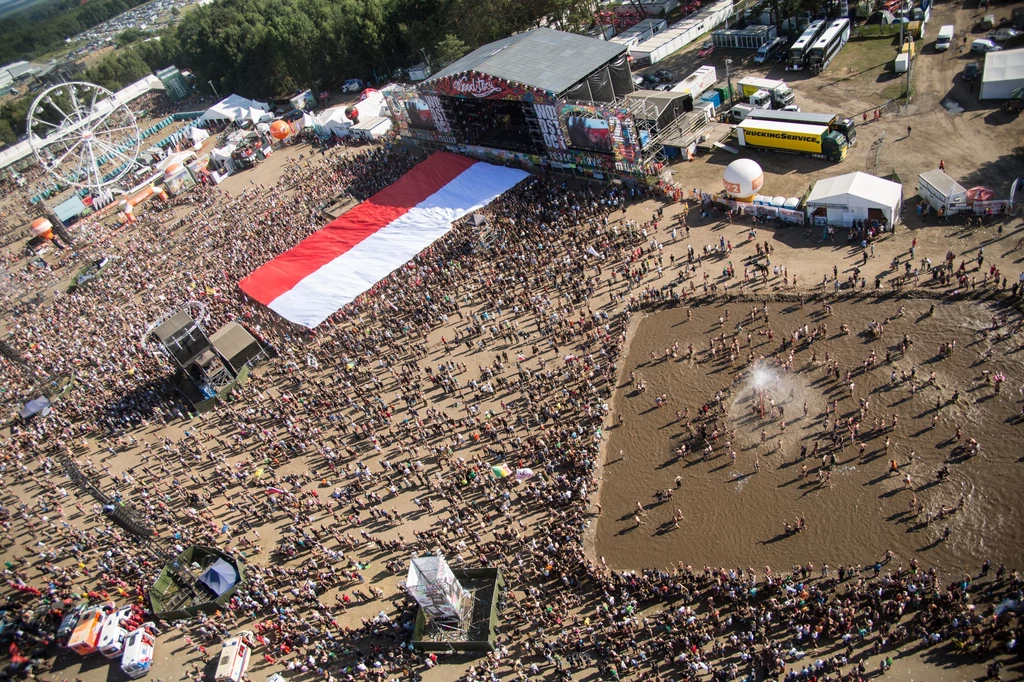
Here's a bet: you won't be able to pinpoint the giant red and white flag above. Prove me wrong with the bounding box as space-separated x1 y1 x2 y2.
239 152 527 328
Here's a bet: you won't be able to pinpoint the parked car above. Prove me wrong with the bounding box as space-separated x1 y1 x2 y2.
971 38 1002 52
632 74 645 86
962 61 980 81
989 27 1022 41
654 83 674 91
654 69 674 82
341 78 363 93
697 40 715 56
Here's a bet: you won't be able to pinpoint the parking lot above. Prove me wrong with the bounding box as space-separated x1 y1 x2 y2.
635 0 1024 203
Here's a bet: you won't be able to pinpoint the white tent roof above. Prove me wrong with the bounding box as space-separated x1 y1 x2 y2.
0 138 35 170
115 74 165 104
317 92 388 130
806 172 902 211
351 116 390 132
199 94 272 125
983 47 1024 87
189 127 209 145
211 144 236 162
156 150 196 173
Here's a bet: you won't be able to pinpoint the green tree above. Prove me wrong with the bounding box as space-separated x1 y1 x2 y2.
0 119 15 146
434 33 469 68
115 27 148 47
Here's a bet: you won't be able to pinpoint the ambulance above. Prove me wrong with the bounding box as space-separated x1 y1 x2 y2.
67 602 115 656
97 609 131 658
214 632 253 682
121 628 157 678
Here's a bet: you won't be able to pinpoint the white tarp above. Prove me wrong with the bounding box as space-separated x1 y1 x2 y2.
198 94 272 125
189 127 210 147
405 554 465 619
350 116 393 140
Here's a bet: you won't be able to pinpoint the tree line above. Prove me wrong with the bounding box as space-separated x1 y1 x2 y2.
0 0 602 143
0 0 818 145
86 0 601 97
0 0 151 65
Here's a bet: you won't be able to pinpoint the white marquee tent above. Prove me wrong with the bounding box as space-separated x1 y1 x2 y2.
315 91 389 137
188 127 210 147
980 47 1024 101
198 94 272 126
350 116 393 140
805 171 903 227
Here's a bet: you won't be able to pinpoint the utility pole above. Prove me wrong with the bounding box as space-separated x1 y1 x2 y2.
725 58 734 109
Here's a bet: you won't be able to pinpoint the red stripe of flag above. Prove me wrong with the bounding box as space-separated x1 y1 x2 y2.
240 152 476 306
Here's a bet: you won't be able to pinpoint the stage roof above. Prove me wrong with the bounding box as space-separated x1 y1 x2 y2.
426 28 627 95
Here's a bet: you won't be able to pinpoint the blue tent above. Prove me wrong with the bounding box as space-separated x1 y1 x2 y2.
198 558 239 597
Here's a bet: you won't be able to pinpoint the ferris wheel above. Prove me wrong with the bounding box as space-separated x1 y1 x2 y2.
27 81 142 194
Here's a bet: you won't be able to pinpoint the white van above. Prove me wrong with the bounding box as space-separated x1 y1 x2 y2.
97 612 128 658
214 633 253 682
935 25 955 51
121 629 156 679
754 37 786 64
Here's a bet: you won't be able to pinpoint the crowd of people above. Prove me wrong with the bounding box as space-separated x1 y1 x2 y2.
0 132 1020 682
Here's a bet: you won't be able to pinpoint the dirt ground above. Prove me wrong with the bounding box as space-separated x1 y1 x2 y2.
10 177 1021 682
595 297 1024 574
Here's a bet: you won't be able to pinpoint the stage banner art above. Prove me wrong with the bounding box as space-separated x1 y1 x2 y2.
560 102 641 172
422 94 450 134
239 152 528 328
534 103 566 150
165 165 196 196
430 72 539 101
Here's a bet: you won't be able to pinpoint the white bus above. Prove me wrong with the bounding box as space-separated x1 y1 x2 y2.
214 633 253 682
787 20 826 70
808 19 851 74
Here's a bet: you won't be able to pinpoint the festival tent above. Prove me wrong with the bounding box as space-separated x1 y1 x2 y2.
980 47 1024 101
189 127 210 148
156 150 197 173
197 558 240 597
18 396 51 421
350 116 393 140
316 107 352 137
198 94 272 126
316 91 389 134
240 152 528 327
210 144 237 166
805 171 903 227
